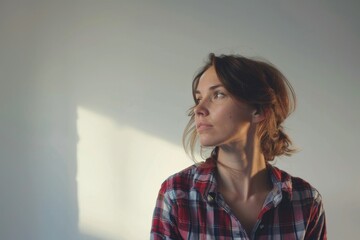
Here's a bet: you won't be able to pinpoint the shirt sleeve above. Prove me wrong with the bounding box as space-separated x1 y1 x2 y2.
305 192 327 240
150 184 180 240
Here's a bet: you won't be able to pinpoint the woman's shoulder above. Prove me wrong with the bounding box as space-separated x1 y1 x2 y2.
158 159 216 195
272 165 323 204
290 174 323 204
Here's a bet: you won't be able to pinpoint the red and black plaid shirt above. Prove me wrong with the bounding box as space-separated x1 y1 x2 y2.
151 158 326 239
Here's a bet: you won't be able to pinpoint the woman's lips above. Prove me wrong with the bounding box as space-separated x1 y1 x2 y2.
196 123 213 132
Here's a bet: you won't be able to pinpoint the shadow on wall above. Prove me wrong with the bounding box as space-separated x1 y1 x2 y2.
0 75 113 239
0 1 126 239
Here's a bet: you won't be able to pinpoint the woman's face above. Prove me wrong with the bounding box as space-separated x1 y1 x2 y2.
194 66 256 147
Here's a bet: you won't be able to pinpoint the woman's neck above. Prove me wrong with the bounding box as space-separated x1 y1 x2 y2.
216 141 270 201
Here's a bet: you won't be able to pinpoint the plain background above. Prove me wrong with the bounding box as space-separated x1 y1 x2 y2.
1 0 359 239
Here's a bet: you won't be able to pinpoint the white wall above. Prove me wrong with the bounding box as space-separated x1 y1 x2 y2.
0 0 359 239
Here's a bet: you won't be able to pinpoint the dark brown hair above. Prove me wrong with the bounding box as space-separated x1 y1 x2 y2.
183 53 296 161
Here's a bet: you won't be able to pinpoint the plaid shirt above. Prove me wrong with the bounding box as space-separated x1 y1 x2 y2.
151 158 326 239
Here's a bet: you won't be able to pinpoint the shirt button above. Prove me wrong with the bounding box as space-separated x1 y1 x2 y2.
207 195 214 202
259 224 264 230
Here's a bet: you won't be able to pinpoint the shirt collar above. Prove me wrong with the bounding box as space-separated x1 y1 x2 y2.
193 158 218 200
193 158 293 202
267 163 293 200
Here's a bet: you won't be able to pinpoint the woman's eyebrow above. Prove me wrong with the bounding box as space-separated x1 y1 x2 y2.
195 84 223 94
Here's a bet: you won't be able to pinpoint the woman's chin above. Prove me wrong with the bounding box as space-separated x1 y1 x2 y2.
199 140 217 148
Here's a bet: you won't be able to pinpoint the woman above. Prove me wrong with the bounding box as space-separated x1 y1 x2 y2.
151 54 326 239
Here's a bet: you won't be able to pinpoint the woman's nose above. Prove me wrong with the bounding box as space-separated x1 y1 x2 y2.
194 100 209 116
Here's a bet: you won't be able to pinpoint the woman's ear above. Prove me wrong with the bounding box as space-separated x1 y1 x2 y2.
252 107 266 123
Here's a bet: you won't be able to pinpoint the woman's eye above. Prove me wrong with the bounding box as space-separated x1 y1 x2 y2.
195 98 202 104
214 92 225 99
